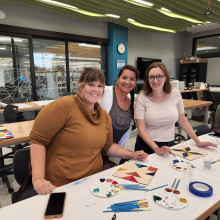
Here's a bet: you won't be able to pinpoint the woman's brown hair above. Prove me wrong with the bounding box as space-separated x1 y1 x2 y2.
143 62 172 95
78 67 105 92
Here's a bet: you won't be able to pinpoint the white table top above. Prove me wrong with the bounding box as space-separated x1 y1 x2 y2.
0 134 220 220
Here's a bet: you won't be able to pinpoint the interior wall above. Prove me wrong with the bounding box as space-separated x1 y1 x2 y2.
128 29 184 79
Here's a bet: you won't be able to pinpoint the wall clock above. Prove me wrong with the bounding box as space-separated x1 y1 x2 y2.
117 43 125 54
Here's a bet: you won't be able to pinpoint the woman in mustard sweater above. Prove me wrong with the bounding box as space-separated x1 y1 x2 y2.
30 68 148 195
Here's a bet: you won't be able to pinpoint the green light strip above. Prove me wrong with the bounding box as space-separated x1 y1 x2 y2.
157 10 203 23
127 20 176 33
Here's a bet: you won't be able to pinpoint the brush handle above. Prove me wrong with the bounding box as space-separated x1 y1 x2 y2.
171 178 177 189
174 179 180 190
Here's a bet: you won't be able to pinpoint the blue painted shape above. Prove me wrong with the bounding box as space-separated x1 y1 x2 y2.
100 178 105 182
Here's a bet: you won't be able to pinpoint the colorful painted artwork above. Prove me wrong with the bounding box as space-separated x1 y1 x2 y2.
171 146 207 161
170 159 196 172
153 189 188 209
90 178 120 198
113 161 158 186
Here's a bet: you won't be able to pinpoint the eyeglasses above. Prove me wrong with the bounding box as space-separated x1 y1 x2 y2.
148 75 165 82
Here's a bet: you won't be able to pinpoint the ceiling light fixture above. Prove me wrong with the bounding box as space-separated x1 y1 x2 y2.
204 0 214 15
131 0 153 6
36 0 78 9
0 9 6 19
161 7 171 12
36 0 105 17
105 14 120 18
79 43 101 48
127 18 135 22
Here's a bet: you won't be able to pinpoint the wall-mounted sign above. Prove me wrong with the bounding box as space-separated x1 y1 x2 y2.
117 60 125 69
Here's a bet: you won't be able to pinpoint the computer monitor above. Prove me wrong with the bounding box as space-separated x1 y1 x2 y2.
137 57 162 80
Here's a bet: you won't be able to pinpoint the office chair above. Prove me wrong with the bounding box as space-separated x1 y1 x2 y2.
3 104 24 123
0 148 14 193
187 124 211 140
11 148 37 203
174 122 186 144
208 91 220 112
214 104 220 129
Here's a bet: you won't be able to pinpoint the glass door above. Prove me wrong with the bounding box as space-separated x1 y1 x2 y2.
33 38 66 100
0 36 32 102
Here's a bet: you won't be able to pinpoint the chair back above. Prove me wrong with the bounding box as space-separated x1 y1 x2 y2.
192 124 211 136
215 104 220 129
3 104 19 123
13 97 25 103
13 148 30 185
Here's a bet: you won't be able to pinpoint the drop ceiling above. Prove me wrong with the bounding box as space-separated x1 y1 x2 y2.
1 0 220 33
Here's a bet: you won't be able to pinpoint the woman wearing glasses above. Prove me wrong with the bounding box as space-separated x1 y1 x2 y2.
135 62 216 156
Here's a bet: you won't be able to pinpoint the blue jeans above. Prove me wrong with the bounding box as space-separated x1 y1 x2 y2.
135 135 174 154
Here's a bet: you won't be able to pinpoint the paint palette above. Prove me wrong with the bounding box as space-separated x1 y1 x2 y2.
153 189 188 209
170 159 196 172
90 178 120 198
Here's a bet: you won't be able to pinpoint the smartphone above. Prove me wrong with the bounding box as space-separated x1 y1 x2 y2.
44 192 66 219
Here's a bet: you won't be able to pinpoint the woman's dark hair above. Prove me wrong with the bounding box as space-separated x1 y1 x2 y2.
78 67 105 92
143 62 172 95
115 64 139 130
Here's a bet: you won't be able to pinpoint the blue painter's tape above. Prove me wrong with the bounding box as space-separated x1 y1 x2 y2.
189 181 213 197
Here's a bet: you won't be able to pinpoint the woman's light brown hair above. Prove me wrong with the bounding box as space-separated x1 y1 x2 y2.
143 62 172 95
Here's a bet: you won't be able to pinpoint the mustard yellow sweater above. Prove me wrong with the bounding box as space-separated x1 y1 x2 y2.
30 94 113 186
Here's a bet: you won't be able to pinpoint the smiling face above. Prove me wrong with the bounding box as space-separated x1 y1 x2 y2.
148 67 166 92
80 80 104 111
116 69 137 94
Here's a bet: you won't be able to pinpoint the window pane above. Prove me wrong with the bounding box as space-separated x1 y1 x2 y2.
33 38 66 100
0 36 32 102
68 42 101 93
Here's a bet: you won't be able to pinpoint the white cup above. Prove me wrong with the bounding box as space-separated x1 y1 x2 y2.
203 156 213 169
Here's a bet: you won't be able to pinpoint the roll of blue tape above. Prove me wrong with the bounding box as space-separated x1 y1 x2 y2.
189 181 213 197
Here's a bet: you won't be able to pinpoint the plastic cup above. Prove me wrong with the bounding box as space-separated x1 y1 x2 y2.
203 156 213 169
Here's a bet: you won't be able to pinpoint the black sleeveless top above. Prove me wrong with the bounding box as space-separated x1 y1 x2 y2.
109 87 131 144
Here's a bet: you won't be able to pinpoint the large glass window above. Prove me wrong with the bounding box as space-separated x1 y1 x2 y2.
68 42 101 93
33 38 66 100
0 36 31 102
194 35 220 58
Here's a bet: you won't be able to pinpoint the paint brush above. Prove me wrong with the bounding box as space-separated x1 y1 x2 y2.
171 178 177 190
212 159 220 164
145 184 168 192
111 199 146 206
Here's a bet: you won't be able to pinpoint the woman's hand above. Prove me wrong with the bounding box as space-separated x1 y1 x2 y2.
155 146 171 156
33 178 56 194
131 150 148 161
196 141 217 148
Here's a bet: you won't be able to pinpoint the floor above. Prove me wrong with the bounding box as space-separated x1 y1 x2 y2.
0 114 218 219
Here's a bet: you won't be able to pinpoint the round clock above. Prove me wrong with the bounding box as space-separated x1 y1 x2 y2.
117 43 125 54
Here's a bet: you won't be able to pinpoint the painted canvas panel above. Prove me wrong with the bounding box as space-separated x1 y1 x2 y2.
113 161 158 186
171 146 207 161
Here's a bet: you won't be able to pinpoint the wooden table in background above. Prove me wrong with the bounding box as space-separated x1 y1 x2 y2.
0 100 54 114
180 88 209 100
0 120 34 148
183 99 213 124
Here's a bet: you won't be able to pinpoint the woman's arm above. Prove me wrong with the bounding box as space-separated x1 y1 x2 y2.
178 114 217 148
106 143 148 161
137 119 171 155
31 143 56 194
